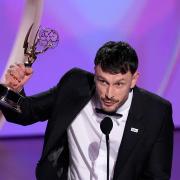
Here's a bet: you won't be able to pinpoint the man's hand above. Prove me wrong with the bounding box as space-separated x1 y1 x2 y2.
5 63 33 92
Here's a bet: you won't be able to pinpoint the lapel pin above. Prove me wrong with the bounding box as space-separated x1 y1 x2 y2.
130 127 139 133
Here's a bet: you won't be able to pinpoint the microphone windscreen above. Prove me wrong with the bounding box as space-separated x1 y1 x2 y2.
100 117 113 135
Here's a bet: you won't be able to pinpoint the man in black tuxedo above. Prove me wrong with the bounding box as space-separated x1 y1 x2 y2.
0 41 174 180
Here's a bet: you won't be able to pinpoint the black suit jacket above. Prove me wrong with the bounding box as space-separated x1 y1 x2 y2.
1 68 174 180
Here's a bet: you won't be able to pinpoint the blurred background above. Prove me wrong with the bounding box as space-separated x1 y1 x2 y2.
0 0 179 179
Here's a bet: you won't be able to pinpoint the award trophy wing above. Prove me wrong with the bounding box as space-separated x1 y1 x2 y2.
0 25 59 113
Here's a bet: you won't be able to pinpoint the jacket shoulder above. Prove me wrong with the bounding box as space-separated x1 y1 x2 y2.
135 87 172 109
56 68 94 91
60 68 93 81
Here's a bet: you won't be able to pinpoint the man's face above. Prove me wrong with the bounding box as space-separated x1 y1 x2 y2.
94 65 139 112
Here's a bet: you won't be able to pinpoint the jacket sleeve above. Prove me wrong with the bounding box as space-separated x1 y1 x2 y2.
0 68 75 126
141 103 174 180
0 84 59 126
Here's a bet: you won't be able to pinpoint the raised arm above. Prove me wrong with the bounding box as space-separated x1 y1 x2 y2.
0 63 57 125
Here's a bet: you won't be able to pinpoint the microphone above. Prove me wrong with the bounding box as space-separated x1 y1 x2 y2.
100 117 113 180
100 117 113 135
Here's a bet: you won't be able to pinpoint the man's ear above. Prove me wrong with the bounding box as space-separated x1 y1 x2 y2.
130 71 139 89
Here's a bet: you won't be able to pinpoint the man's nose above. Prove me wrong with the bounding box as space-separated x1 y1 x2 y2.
105 86 114 99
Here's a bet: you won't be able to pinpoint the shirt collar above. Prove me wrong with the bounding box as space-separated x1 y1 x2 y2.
116 89 133 114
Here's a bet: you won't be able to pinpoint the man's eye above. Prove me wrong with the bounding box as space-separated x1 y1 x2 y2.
115 82 124 87
100 80 106 83
98 79 107 84
101 80 106 83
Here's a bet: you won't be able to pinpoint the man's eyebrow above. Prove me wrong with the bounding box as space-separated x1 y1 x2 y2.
115 79 126 82
96 76 126 84
96 75 106 80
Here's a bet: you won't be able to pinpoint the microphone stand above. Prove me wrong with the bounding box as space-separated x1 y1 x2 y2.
100 117 113 180
106 134 110 180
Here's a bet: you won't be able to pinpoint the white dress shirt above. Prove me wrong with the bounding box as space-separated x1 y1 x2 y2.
67 90 133 180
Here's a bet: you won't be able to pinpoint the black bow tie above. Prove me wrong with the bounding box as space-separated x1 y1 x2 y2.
95 108 123 118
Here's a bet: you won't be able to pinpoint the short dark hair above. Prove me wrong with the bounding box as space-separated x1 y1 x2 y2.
94 41 138 74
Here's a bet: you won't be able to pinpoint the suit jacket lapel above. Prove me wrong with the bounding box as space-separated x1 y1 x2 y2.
113 87 145 180
42 73 95 160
